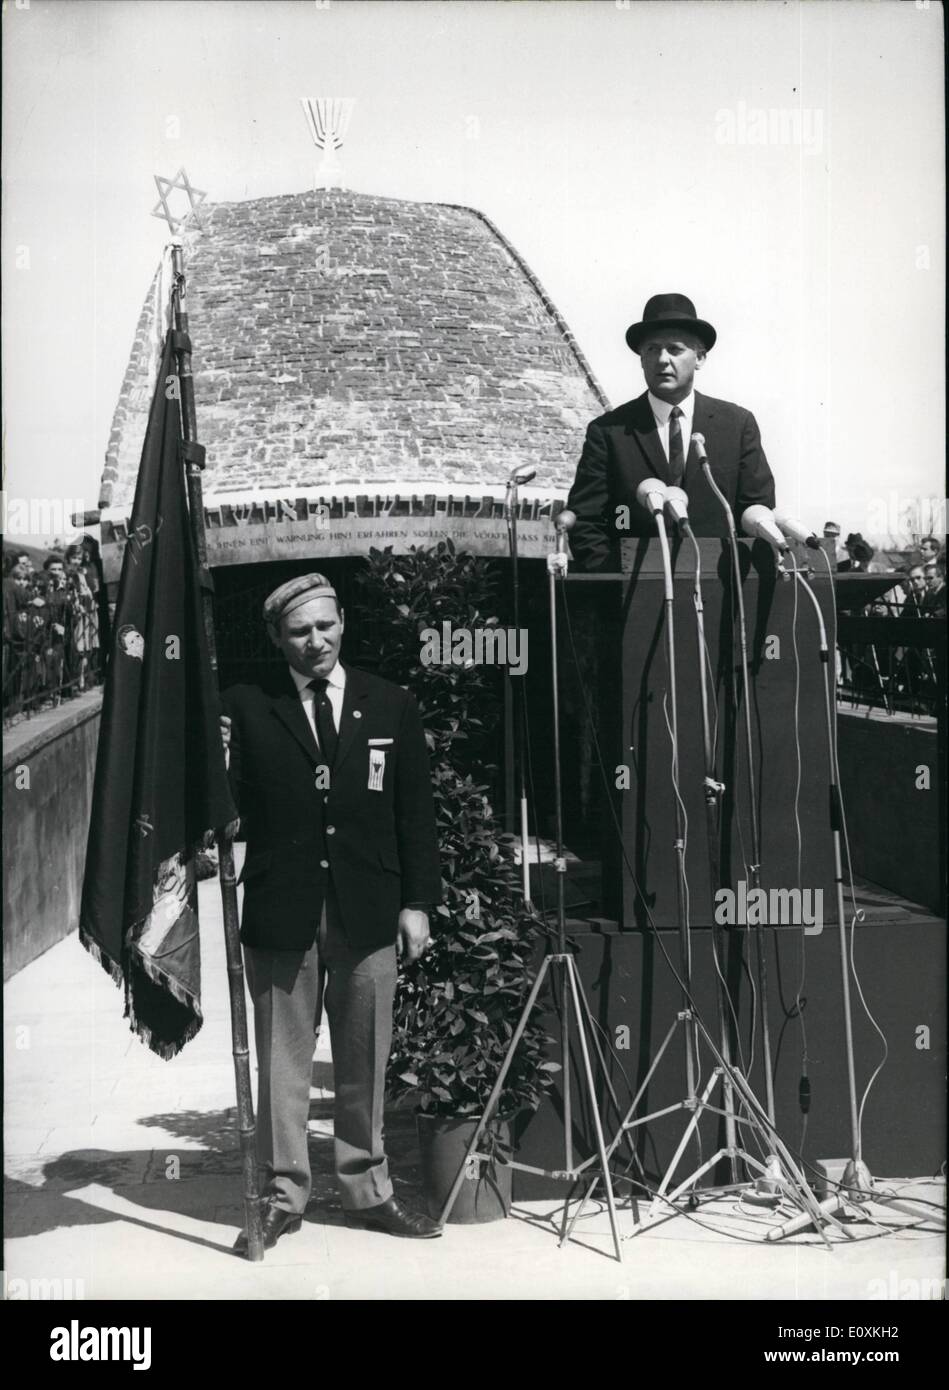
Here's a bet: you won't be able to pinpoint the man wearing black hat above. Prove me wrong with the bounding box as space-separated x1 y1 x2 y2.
221 573 443 1250
567 293 777 571
838 533 875 574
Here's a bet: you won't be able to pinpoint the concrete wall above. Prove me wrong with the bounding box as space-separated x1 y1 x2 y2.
836 711 945 913
516 914 947 1192
3 693 102 979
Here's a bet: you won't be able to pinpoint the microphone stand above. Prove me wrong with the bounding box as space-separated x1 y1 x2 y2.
504 473 533 909
654 508 699 1123
566 498 827 1243
701 460 780 1151
437 515 625 1262
682 523 740 1184
765 557 944 1240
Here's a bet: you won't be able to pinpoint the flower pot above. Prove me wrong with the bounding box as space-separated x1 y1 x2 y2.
416 1113 513 1224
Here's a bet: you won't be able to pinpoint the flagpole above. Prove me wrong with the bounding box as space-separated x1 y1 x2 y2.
170 244 265 1263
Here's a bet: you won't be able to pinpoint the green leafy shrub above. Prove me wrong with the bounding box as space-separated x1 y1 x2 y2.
355 541 557 1121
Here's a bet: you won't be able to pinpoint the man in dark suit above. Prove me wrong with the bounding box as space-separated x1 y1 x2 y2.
567 293 777 571
921 557 946 620
900 566 928 617
221 573 443 1250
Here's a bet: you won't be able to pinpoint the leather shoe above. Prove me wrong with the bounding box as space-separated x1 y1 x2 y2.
233 1203 303 1255
343 1194 443 1238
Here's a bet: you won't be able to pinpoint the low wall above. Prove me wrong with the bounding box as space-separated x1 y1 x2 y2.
836 710 945 913
3 693 102 979
516 912 947 1194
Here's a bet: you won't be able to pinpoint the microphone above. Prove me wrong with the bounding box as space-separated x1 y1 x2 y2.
775 513 821 550
691 432 709 466
507 465 537 486
741 504 790 554
554 507 576 554
635 477 669 517
664 485 691 534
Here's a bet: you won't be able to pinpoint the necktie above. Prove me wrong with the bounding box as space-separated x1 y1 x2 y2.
668 406 685 487
308 677 338 767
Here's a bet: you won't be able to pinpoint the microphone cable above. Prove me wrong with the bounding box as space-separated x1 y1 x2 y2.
517 574 650 1170
502 480 553 937
686 529 754 1083
559 582 787 1169
701 467 769 1089
557 555 903 1219
818 546 890 1158
570 1168 942 1245
560 548 899 1201
660 687 703 1097
778 551 811 1154
721 563 761 1085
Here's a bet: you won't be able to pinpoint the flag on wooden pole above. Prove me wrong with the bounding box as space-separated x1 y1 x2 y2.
79 329 236 1057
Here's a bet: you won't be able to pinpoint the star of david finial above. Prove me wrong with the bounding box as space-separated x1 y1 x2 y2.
151 168 207 234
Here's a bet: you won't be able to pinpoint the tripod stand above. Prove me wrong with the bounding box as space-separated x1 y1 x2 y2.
438 511 627 1261
703 467 780 1137
765 558 945 1241
565 491 831 1243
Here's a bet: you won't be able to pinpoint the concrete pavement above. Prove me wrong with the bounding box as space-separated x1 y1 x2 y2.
4 857 945 1301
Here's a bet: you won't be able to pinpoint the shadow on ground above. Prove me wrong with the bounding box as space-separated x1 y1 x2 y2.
5 1098 424 1254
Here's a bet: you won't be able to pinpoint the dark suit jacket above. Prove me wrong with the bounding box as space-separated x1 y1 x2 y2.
222 664 442 952
921 586 947 621
566 390 777 572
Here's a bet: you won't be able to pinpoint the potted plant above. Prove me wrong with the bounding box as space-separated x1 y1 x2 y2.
355 541 558 1222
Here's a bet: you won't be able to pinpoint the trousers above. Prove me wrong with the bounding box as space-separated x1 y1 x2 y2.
244 890 397 1215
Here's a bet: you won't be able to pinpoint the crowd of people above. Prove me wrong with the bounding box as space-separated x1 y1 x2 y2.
1 520 943 726
822 523 946 619
2 538 109 721
821 526 946 717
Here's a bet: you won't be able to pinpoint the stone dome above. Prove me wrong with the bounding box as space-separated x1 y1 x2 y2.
101 187 608 513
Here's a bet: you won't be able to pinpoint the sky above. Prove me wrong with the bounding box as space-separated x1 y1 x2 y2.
2 0 945 546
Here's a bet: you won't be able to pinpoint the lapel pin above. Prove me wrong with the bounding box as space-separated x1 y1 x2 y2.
353 710 362 719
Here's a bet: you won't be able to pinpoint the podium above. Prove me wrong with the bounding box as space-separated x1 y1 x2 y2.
612 536 837 928
511 541 946 1199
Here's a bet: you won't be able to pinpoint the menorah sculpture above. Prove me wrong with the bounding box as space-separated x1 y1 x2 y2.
301 97 356 187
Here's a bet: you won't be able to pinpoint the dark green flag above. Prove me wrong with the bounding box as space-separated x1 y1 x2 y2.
80 331 236 1058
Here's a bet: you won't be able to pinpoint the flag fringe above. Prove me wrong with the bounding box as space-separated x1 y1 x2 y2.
127 938 205 1020
125 993 202 1061
78 926 126 991
79 922 204 1061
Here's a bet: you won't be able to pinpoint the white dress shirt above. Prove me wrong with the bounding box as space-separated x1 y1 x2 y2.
648 390 695 465
289 661 346 752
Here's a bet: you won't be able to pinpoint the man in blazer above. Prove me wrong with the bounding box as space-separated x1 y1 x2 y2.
567 293 777 572
221 573 443 1250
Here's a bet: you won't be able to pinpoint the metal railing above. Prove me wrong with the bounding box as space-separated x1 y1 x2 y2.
3 617 104 726
836 602 945 720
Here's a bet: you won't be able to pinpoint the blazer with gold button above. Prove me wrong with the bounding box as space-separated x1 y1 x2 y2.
221 663 442 952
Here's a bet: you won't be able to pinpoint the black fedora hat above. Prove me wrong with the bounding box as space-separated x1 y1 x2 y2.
845 532 875 562
626 293 717 354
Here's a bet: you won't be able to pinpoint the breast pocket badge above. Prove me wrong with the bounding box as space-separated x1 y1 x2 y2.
368 746 388 791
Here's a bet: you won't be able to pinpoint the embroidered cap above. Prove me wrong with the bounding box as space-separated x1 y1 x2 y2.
263 573 339 627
